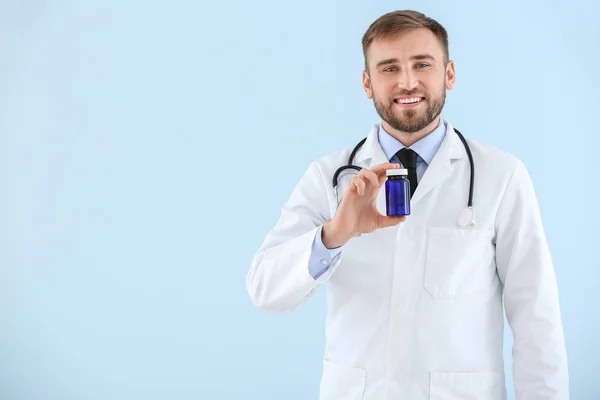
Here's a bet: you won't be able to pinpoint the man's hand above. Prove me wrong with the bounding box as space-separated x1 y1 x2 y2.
322 162 407 248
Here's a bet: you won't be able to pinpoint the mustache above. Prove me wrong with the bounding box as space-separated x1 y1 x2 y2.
393 89 426 97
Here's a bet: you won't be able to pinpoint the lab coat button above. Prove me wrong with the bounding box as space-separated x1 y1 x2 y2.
321 259 328 265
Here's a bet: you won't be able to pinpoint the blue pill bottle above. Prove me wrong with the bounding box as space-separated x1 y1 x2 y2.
385 169 411 216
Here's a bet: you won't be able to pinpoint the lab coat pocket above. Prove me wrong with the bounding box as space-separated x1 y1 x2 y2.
319 359 366 400
429 371 505 400
424 227 494 299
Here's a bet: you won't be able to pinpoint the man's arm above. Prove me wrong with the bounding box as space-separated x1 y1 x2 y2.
246 161 344 313
495 160 569 398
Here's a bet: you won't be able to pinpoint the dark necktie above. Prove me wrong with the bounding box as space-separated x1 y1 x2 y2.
396 148 418 198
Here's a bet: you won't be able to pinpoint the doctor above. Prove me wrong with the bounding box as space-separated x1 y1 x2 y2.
246 9 568 400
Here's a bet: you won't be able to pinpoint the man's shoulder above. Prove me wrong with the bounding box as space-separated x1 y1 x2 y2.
465 136 523 172
310 142 361 171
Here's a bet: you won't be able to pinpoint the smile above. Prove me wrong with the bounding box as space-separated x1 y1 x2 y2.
394 97 425 107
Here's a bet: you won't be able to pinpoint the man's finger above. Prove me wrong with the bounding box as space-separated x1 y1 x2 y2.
352 176 366 195
370 162 401 177
358 169 380 187
377 214 407 228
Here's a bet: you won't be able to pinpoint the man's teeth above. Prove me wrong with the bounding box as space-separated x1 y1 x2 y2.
397 97 422 104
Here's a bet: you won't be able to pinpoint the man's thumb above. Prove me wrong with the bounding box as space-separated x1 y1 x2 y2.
378 214 407 229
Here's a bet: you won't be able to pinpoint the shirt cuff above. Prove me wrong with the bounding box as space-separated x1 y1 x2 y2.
308 224 344 280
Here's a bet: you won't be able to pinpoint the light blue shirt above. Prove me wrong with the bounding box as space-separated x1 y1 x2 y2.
308 118 448 279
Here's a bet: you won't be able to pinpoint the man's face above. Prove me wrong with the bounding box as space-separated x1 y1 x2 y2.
362 28 455 133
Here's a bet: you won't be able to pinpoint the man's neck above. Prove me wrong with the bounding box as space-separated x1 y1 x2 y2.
382 116 441 148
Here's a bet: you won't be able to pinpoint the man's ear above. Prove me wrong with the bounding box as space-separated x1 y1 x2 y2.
445 60 456 90
362 70 373 99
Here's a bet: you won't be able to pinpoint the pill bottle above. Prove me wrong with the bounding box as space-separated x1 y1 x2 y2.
385 169 411 216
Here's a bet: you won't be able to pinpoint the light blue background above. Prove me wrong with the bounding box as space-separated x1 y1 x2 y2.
0 0 597 399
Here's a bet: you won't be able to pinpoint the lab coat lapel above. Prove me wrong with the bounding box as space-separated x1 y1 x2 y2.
410 122 466 206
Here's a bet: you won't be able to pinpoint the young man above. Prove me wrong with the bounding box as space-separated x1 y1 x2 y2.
247 10 569 400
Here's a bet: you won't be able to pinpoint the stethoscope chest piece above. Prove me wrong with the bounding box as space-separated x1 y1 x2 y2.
458 206 476 228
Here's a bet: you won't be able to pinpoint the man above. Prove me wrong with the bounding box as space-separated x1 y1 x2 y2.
246 9 568 400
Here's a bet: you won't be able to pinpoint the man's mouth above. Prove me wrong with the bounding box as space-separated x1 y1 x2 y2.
394 97 425 108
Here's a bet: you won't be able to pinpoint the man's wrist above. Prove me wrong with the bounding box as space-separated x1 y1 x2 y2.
322 219 353 249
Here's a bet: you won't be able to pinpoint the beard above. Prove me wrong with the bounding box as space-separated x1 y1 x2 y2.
373 86 446 133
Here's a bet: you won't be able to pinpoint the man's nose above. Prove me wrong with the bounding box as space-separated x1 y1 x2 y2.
397 68 418 91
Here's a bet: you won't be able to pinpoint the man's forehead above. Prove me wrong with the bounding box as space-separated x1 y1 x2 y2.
368 29 443 59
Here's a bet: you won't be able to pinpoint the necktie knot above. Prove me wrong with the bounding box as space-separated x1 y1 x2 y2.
396 148 418 169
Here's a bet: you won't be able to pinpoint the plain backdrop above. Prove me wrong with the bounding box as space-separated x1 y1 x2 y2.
0 0 598 399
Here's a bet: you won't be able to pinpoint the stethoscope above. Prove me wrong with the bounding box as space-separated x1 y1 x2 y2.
332 128 477 228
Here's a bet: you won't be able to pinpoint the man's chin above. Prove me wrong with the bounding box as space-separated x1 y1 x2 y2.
386 115 432 134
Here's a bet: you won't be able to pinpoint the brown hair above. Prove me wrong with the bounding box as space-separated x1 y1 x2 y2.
362 10 449 70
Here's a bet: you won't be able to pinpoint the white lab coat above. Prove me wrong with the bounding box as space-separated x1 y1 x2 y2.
246 122 569 399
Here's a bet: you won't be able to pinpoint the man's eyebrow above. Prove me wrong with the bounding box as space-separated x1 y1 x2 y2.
410 54 435 61
375 54 436 68
375 58 399 68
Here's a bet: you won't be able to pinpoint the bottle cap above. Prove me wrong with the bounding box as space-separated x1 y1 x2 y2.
386 168 408 176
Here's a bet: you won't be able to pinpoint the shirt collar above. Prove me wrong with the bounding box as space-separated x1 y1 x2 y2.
377 117 447 165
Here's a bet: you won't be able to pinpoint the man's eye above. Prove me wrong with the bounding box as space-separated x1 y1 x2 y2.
416 63 430 68
384 67 398 72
